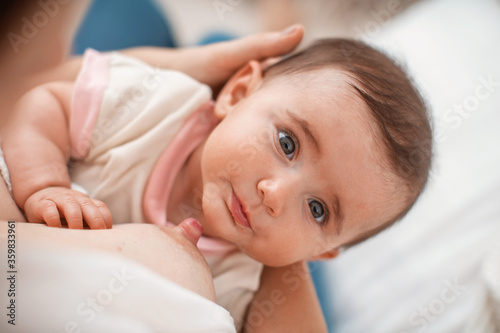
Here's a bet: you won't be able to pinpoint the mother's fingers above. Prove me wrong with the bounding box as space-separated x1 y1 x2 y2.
260 56 283 71
216 24 304 68
195 24 304 93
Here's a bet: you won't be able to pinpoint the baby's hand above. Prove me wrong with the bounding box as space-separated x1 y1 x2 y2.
23 187 112 229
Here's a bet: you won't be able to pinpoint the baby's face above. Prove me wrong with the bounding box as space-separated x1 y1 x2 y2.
201 66 406 266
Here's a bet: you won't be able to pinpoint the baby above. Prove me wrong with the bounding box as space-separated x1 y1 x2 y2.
1 38 432 329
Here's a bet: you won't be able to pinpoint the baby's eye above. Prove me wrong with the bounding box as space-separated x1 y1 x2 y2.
308 199 326 224
279 131 296 160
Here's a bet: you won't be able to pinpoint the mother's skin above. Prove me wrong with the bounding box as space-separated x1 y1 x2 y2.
0 216 216 301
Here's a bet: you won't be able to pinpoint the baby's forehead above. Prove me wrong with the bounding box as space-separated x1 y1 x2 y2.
268 68 367 113
262 67 388 163
269 69 369 119
267 66 354 89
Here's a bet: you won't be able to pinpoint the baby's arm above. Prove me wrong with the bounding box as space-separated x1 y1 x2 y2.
1 82 112 229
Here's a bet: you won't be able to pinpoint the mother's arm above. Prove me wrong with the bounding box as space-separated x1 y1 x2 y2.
243 262 328 333
28 25 304 93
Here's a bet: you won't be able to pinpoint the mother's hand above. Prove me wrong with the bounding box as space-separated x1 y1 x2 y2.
172 24 304 91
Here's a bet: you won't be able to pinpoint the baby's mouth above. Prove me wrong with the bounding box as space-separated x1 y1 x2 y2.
231 190 251 229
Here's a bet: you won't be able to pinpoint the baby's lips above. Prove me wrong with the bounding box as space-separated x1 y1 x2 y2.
177 218 203 245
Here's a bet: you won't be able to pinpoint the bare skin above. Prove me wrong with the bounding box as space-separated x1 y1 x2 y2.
0 218 215 301
0 177 24 222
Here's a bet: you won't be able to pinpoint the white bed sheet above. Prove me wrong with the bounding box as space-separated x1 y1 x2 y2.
324 0 500 332
0 242 236 333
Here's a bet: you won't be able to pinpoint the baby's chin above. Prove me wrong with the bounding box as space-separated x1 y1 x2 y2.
236 243 303 267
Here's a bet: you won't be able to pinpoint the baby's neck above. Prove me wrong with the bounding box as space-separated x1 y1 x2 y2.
167 139 207 230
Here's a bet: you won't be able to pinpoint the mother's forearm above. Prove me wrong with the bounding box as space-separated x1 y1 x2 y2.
242 262 328 333
26 46 179 86
27 25 304 93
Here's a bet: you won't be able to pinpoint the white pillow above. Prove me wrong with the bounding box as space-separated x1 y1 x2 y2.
325 0 500 332
464 244 500 333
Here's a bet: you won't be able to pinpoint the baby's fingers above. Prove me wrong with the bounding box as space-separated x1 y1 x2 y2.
77 197 107 230
92 199 113 229
38 200 64 228
42 202 64 228
24 197 62 228
58 196 84 229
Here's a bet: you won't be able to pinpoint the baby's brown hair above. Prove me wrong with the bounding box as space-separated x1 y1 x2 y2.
264 38 432 247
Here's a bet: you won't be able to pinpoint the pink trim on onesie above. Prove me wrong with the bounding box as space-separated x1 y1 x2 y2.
69 49 237 256
143 101 238 257
70 49 111 159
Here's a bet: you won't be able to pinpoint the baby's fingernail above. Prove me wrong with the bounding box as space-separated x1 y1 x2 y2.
280 24 299 36
178 218 203 245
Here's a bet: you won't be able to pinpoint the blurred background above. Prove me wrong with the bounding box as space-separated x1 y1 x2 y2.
72 0 420 52
153 0 417 46
2 0 500 332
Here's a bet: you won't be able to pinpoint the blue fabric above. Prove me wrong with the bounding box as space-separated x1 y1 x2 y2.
73 0 176 55
309 261 335 333
196 31 236 45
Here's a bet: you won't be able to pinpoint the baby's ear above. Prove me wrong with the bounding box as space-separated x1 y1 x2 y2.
308 248 340 261
214 60 263 119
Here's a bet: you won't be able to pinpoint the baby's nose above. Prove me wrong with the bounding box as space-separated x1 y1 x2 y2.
258 178 286 217
176 218 203 245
